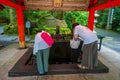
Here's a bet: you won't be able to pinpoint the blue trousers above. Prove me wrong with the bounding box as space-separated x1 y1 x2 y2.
36 48 50 74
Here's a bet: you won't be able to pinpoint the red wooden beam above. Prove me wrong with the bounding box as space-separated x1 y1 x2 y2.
91 0 120 10
0 0 19 9
17 0 24 2
16 0 25 6
17 0 24 3
90 0 98 5
88 8 95 31
107 0 111 2
0 0 26 48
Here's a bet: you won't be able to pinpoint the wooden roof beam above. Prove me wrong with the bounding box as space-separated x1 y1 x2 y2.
0 0 19 9
90 0 120 10
24 0 90 11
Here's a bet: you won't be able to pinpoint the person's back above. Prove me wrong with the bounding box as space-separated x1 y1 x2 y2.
74 25 98 44
33 31 49 55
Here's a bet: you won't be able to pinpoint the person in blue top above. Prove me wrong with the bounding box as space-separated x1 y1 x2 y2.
72 23 98 69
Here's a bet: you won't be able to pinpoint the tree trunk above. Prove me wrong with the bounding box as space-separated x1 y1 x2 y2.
9 8 13 23
60 11 64 20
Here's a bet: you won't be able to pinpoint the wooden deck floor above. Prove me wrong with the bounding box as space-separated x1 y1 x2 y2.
0 43 116 80
8 47 108 77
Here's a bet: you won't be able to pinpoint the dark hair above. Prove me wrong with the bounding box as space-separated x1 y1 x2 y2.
72 23 79 29
39 30 42 32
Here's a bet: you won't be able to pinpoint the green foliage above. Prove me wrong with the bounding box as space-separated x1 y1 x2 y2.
43 28 56 34
64 12 72 28
4 22 18 35
96 7 120 32
64 11 89 28
1 7 88 36
117 27 120 31
112 7 120 32
30 27 71 39
60 28 71 34
24 10 51 27
50 11 64 20
95 9 109 29
0 7 16 23
32 28 71 34
0 7 9 25
0 6 10 19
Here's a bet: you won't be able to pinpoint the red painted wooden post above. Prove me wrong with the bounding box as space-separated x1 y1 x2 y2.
16 6 26 48
0 0 19 9
0 0 26 48
93 0 120 10
88 8 95 31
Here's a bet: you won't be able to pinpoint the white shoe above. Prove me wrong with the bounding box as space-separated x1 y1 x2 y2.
77 64 88 69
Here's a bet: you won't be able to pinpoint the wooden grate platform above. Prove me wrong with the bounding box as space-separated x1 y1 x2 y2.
8 47 109 77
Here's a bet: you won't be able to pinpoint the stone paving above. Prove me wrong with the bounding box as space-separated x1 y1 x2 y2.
95 28 120 53
98 46 120 80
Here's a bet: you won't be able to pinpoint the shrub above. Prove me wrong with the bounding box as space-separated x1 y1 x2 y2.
4 22 18 35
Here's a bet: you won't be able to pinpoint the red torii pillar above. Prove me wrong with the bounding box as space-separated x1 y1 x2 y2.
88 0 120 31
88 8 95 31
0 0 26 48
16 6 26 48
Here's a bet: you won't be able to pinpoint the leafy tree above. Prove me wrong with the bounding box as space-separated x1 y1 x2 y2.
1 7 89 36
95 9 109 29
24 10 50 27
0 7 9 19
0 6 17 35
0 7 10 25
64 11 88 28
50 11 64 20
96 7 120 32
112 7 120 32
4 22 18 35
